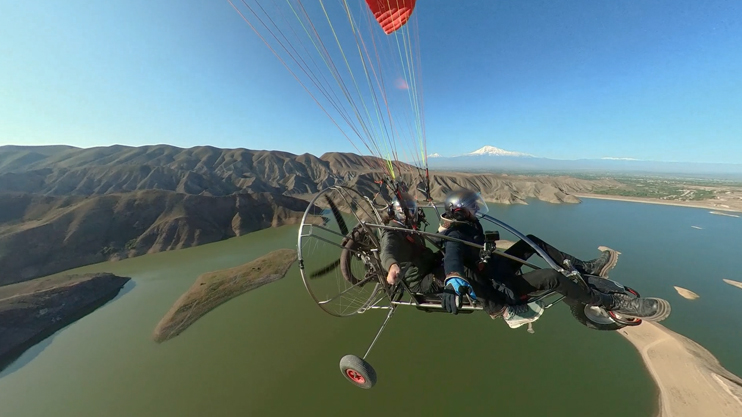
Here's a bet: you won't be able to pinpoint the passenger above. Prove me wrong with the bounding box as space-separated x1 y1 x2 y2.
437 188 668 328
379 190 444 295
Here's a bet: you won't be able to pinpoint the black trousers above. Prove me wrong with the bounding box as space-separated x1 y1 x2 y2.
490 235 603 306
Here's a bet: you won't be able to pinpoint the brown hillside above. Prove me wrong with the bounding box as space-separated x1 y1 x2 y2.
0 144 616 203
0 144 619 285
0 190 315 286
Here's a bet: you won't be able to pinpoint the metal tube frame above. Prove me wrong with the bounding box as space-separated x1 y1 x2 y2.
297 186 603 362
298 186 586 319
297 186 385 317
360 222 544 271
363 306 396 360
477 213 564 271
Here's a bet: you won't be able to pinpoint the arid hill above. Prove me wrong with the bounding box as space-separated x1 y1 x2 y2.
0 144 620 284
0 190 314 286
0 144 618 200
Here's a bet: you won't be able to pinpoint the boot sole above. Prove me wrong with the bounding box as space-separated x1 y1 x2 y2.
615 297 672 323
596 246 621 278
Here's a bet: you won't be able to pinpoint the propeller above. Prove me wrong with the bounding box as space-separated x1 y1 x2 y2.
324 195 349 236
308 193 367 280
308 195 350 280
309 259 341 279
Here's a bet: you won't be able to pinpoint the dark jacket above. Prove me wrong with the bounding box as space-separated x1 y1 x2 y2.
439 214 512 314
439 218 485 279
380 221 439 289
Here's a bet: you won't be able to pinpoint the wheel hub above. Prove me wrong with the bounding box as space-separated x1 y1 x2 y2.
583 305 616 325
345 369 366 384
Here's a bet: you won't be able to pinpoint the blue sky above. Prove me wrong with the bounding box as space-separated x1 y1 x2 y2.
1 1 740 163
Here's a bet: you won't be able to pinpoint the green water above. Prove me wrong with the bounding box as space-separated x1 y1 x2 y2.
2 198 739 417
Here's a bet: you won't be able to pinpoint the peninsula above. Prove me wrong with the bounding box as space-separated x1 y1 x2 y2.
152 248 297 342
620 322 742 417
0 273 130 371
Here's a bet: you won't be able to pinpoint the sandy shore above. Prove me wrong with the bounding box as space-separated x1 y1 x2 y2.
573 193 742 214
673 286 700 300
723 279 742 290
619 322 742 417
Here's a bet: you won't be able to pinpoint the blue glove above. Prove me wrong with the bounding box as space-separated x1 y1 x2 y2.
441 276 477 315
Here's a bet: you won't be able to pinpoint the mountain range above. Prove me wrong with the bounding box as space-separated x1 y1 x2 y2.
428 146 742 178
0 144 624 284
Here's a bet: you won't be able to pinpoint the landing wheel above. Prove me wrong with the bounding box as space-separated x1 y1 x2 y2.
568 275 643 329
339 355 377 389
626 287 641 297
569 303 625 331
608 311 642 326
339 226 377 286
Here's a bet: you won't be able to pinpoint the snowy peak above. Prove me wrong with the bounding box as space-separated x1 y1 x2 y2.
466 146 533 157
427 153 441 158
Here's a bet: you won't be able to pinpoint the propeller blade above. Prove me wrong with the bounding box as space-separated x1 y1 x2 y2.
325 195 349 236
309 259 341 279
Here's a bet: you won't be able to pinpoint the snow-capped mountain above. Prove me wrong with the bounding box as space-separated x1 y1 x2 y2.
427 145 542 171
426 146 742 177
465 146 534 157
427 153 441 158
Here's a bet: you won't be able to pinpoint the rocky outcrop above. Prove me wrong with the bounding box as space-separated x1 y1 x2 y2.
0 273 130 371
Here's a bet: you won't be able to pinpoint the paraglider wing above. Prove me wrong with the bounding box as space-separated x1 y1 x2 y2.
365 0 417 35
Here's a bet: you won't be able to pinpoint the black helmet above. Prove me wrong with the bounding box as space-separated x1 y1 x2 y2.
391 190 418 225
444 188 489 217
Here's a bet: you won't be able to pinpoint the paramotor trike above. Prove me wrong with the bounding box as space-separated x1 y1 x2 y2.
297 185 656 389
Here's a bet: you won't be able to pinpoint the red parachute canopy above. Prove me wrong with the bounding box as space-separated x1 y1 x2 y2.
365 0 417 35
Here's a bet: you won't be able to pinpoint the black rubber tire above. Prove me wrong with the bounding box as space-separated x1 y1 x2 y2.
608 311 643 326
340 227 379 286
625 286 641 298
339 237 363 285
339 355 377 389
569 302 625 331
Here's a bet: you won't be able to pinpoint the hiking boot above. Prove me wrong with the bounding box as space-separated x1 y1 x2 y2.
502 301 545 329
607 294 672 322
578 248 620 278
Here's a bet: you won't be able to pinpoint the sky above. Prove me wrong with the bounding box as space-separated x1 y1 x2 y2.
1 0 741 163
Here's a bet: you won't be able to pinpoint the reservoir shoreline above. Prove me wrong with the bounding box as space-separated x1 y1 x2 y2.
0 273 131 372
619 322 742 417
573 193 742 213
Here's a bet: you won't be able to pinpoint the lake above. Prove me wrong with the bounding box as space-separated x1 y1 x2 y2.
1 198 740 417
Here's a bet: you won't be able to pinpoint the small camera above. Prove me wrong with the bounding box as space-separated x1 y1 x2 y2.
484 231 500 243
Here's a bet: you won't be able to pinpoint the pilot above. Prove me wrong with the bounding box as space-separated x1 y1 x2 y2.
379 190 444 295
437 188 668 327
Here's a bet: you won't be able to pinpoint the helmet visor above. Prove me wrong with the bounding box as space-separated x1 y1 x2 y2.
393 191 419 223
470 193 489 215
